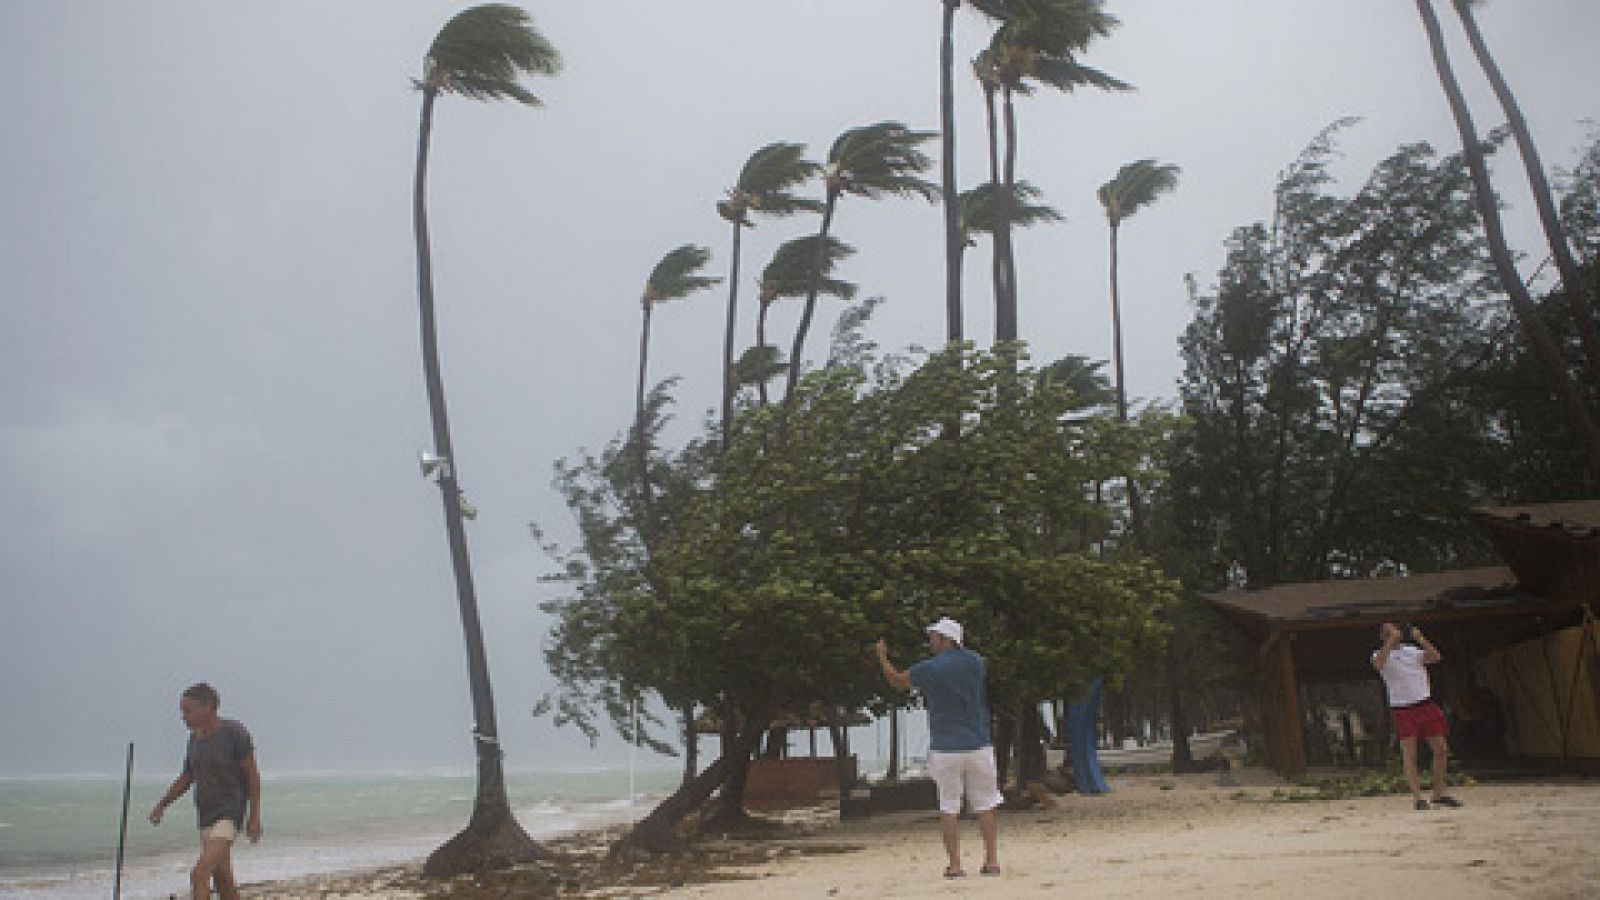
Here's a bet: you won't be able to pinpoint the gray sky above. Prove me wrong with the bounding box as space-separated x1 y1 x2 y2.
2 1 1597 777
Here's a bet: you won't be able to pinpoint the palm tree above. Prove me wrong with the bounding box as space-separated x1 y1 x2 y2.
1449 0 1600 383
983 0 1128 341
1097 160 1179 427
1414 0 1600 474
717 144 822 446
409 3 558 877
635 245 719 543
753 237 854 406
784 123 936 404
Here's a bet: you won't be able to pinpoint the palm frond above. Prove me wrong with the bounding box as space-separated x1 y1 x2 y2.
1098 159 1181 225
425 4 561 104
737 142 824 198
760 235 856 299
734 344 788 387
1029 55 1132 94
960 180 1063 236
827 122 939 202
644 244 721 305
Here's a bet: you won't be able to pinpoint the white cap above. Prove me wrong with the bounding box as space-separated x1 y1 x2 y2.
926 617 963 646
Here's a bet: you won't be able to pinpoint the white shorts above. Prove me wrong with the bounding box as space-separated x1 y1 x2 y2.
928 747 1003 815
200 819 238 843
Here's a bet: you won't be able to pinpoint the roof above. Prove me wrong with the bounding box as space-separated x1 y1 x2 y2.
1206 566 1521 627
1473 500 1600 536
1472 500 1600 602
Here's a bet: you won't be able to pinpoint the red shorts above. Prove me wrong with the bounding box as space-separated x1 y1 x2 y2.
1391 700 1448 740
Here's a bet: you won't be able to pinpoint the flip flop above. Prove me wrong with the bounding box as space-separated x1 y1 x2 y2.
944 868 966 879
1433 796 1462 808
1414 798 1430 811
980 865 1002 876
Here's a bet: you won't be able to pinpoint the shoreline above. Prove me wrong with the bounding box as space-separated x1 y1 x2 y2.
237 770 1600 899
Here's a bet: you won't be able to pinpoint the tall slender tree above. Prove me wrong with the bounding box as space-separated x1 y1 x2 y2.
1414 0 1600 474
635 246 720 544
785 122 936 404
409 3 559 877
984 0 1128 340
1448 0 1600 384
717 144 821 446
1097 158 1180 530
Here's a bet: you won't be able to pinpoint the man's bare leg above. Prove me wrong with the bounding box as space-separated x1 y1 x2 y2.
938 812 963 875
1428 735 1451 801
977 809 999 873
1398 737 1423 806
191 838 234 900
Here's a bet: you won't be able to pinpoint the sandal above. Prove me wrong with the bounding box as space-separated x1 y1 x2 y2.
1414 798 1430 811
980 865 1002 876
1433 795 1462 808
944 867 966 878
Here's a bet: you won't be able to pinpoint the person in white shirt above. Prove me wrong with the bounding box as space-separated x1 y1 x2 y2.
1371 623 1461 810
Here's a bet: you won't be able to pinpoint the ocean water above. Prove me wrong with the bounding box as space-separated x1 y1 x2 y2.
0 767 681 899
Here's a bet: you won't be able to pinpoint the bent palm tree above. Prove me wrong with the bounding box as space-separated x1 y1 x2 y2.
1449 0 1600 383
763 235 859 405
635 245 719 543
717 144 821 445
785 123 935 404
1414 0 1600 474
410 3 559 877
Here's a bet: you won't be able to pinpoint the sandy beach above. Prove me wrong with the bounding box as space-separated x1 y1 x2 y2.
244 772 1600 899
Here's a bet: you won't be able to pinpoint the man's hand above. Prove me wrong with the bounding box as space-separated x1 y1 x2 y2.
247 813 263 843
148 804 164 826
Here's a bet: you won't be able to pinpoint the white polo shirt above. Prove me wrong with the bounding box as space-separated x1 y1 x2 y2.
1372 643 1431 707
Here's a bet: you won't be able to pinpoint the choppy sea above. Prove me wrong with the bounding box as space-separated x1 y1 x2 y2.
0 767 681 899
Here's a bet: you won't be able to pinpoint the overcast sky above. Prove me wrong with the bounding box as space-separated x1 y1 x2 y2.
3 1 1597 777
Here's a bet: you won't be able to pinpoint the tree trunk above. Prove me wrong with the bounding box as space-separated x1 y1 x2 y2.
1165 643 1197 773
721 221 744 450
413 86 538 877
681 703 698 788
633 300 656 548
994 86 1021 343
612 711 769 857
1452 0 1600 386
785 193 839 405
887 708 900 781
1107 220 1143 535
939 0 964 345
756 298 772 407
1416 0 1600 476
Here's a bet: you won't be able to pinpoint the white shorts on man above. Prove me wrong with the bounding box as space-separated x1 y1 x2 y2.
929 747 1004 815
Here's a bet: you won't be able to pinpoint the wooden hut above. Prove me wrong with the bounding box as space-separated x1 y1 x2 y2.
1206 501 1600 778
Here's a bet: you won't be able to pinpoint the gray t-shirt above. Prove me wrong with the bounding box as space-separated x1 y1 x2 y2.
184 719 254 828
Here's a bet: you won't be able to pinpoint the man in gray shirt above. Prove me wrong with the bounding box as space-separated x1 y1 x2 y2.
149 683 262 900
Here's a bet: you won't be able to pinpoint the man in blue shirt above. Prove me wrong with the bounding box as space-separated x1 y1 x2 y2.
877 617 1002 878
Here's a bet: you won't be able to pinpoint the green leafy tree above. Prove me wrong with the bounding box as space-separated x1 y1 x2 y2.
545 331 1171 853
408 3 559 876
717 144 822 447
1169 124 1526 589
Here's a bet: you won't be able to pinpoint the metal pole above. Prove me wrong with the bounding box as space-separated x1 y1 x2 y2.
113 742 133 900
629 697 638 817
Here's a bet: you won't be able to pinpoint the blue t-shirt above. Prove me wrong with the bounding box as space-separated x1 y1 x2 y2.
909 648 993 753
